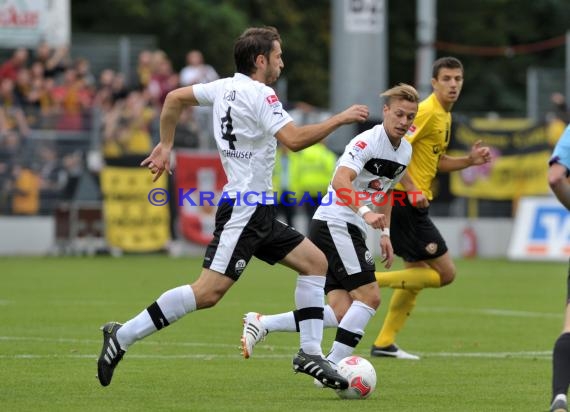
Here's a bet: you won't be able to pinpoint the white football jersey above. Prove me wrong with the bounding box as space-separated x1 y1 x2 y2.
193 73 292 203
313 124 412 236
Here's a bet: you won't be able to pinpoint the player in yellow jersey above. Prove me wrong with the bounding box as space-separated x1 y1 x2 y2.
370 57 492 359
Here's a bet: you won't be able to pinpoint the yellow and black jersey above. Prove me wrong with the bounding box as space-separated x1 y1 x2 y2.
394 93 451 200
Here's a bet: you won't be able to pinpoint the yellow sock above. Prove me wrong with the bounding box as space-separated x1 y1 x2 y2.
373 289 419 348
375 267 441 289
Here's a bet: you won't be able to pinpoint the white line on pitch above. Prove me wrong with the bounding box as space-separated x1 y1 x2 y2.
0 336 236 348
0 336 553 360
0 351 553 360
417 307 562 318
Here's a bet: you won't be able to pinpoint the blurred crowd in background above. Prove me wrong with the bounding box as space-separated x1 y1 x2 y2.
0 43 223 216
0 42 569 224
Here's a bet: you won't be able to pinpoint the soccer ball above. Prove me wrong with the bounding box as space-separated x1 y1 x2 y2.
335 355 377 400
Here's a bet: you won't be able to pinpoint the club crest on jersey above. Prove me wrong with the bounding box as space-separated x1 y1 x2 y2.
425 242 438 255
365 251 374 265
235 259 247 277
368 179 382 191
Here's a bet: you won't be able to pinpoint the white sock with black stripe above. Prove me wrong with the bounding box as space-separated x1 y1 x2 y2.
295 275 326 356
261 303 338 332
327 300 376 365
117 285 196 350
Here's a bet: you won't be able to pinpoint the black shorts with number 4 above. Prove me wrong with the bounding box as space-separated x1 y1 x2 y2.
390 190 448 262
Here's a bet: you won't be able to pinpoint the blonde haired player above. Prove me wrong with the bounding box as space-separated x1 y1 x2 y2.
370 56 492 359
242 83 420 367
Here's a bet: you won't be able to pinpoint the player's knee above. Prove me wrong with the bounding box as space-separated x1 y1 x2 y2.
366 293 381 310
306 249 328 274
349 282 380 309
195 289 225 309
354 289 380 310
331 305 347 322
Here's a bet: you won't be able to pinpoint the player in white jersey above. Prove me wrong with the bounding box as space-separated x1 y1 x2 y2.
97 26 370 390
241 84 420 367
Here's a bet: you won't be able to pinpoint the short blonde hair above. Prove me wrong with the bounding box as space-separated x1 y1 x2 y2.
380 83 420 105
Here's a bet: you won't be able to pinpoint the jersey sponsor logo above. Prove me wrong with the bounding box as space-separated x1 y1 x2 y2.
266 94 279 104
221 149 253 159
364 159 405 178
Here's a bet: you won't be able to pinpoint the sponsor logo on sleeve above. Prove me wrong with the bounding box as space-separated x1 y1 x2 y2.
266 94 279 104
405 124 417 137
352 140 367 153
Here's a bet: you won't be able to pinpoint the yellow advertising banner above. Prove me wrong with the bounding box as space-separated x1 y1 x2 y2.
449 120 551 200
101 167 170 252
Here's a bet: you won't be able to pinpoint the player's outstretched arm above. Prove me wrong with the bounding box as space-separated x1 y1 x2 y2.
275 104 369 152
438 140 492 172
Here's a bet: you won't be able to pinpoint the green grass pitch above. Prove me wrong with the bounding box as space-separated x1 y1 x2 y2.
1 256 566 411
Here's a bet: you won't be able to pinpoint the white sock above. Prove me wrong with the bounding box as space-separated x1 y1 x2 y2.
261 304 337 332
295 275 325 356
327 300 376 365
117 285 196 350
261 311 297 332
324 304 339 328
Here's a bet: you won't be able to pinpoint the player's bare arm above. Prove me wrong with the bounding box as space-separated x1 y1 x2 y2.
399 171 429 208
332 166 387 230
275 104 369 152
141 86 200 181
373 191 394 269
141 143 172 182
438 139 492 172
